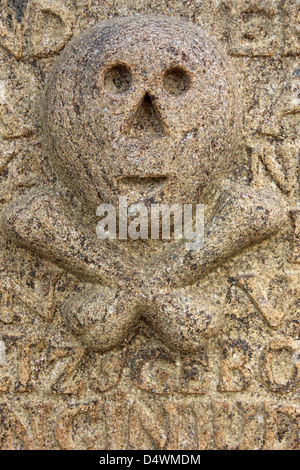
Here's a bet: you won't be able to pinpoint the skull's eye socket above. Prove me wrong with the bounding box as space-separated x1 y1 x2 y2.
104 64 132 94
163 67 190 95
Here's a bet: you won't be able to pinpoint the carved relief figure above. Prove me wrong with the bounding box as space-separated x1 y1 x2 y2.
1 16 286 353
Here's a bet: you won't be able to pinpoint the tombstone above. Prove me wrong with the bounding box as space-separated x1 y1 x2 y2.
0 1 299 450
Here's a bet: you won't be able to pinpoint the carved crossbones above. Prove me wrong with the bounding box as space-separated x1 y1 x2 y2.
2 16 285 353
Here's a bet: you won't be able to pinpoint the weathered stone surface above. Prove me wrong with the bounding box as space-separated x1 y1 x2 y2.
0 0 299 450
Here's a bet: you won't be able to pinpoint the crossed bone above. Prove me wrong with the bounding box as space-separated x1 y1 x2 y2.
2 181 286 353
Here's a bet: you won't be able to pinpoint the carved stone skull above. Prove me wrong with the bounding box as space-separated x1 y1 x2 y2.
2 15 285 354
43 15 241 209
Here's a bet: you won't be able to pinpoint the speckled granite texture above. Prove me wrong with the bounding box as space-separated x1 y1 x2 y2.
0 0 299 450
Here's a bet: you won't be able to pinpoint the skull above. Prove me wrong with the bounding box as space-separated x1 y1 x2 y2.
43 15 241 210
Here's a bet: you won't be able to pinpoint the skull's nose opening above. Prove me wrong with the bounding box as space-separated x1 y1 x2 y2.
124 92 166 139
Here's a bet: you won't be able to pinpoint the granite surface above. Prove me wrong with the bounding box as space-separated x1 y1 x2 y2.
0 0 299 450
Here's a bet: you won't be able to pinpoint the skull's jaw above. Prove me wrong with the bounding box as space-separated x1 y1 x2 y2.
117 175 170 203
87 134 227 207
